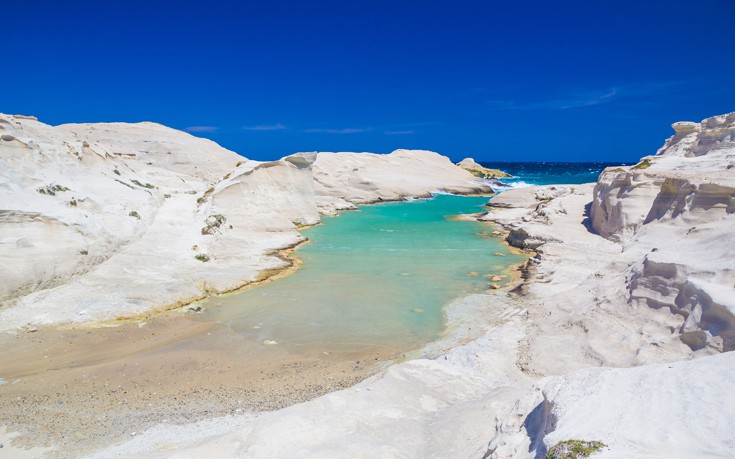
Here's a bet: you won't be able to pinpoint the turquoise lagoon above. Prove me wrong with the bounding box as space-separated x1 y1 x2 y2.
202 194 525 354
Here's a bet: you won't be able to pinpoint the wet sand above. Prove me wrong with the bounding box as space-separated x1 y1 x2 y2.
0 311 402 458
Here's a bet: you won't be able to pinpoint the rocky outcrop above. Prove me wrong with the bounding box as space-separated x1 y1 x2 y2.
0 115 486 330
590 113 735 352
591 113 735 241
487 351 735 458
313 150 492 214
482 113 735 458
456 157 511 179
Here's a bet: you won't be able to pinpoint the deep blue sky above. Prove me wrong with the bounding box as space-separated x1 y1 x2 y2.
3 1 734 162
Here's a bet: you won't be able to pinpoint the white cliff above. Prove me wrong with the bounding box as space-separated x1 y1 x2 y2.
0 115 488 330
485 113 735 458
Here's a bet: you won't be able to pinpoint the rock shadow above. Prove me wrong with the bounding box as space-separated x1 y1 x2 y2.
581 201 597 235
524 399 555 459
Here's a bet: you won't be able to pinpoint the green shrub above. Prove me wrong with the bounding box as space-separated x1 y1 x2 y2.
546 439 606 459
129 211 140 219
201 214 227 235
113 169 121 175
131 179 154 189
196 187 216 205
632 158 652 170
115 179 134 189
36 184 69 196
194 253 210 262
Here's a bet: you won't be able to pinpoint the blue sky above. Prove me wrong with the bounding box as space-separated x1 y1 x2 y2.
3 1 734 162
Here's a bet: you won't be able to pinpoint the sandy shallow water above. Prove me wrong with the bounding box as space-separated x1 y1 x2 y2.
0 312 401 457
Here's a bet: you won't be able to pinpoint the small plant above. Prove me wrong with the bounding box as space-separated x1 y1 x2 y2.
235 161 243 167
194 253 210 262
129 211 140 219
223 173 231 180
651 247 658 252
632 158 652 170
164 193 171 198
196 187 216 205
113 169 121 175
68 198 78 207
115 179 134 189
186 190 198 195
131 179 154 189
201 214 227 235
546 439 606 459
36 184 69 196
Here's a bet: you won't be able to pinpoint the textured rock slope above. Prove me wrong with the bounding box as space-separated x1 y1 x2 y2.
592 112 735 352
0 114 488 330
485 112 735 458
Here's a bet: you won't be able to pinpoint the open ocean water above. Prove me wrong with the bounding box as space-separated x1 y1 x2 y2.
480 161 632 188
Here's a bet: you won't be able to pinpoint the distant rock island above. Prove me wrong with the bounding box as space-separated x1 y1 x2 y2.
457 157 512 178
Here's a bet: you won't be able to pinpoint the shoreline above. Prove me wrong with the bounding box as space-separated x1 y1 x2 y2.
0 191 523 458
51 190 497 333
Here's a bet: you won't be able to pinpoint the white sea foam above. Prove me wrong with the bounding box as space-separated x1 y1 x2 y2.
430 190 457 196
494 180 534 191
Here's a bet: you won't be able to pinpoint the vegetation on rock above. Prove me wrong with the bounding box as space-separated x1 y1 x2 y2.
130 179 154 189
546 439 606 459
632 158 652 170
201 214 227 235
36 184 69 195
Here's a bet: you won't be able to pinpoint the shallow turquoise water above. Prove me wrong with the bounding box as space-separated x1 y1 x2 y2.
202 194 525 353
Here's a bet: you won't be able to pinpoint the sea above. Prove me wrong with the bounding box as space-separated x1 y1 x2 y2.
198 161 621 356
479 161 631 189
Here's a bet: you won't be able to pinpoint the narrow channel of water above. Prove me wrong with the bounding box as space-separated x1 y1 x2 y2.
201 194 525 354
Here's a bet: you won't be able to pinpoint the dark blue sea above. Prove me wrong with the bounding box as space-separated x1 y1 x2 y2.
479 161 632 189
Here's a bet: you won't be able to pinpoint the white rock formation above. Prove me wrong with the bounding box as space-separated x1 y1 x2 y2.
484 113 735 457
312 150 492 214
0 115 487 330
88 113 735 459
591 112 735 352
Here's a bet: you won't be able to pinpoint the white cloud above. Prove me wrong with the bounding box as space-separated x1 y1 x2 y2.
185 125 218 132
488 88 619 111
243 123 286 131
304 127 373 134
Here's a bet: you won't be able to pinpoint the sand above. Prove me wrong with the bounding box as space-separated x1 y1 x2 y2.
0 312 402 458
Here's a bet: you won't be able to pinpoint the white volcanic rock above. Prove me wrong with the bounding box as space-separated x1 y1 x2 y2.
0 116 483 330
591 113 735 352
489 351 735 458
312 149 491 214
591 112 735 241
